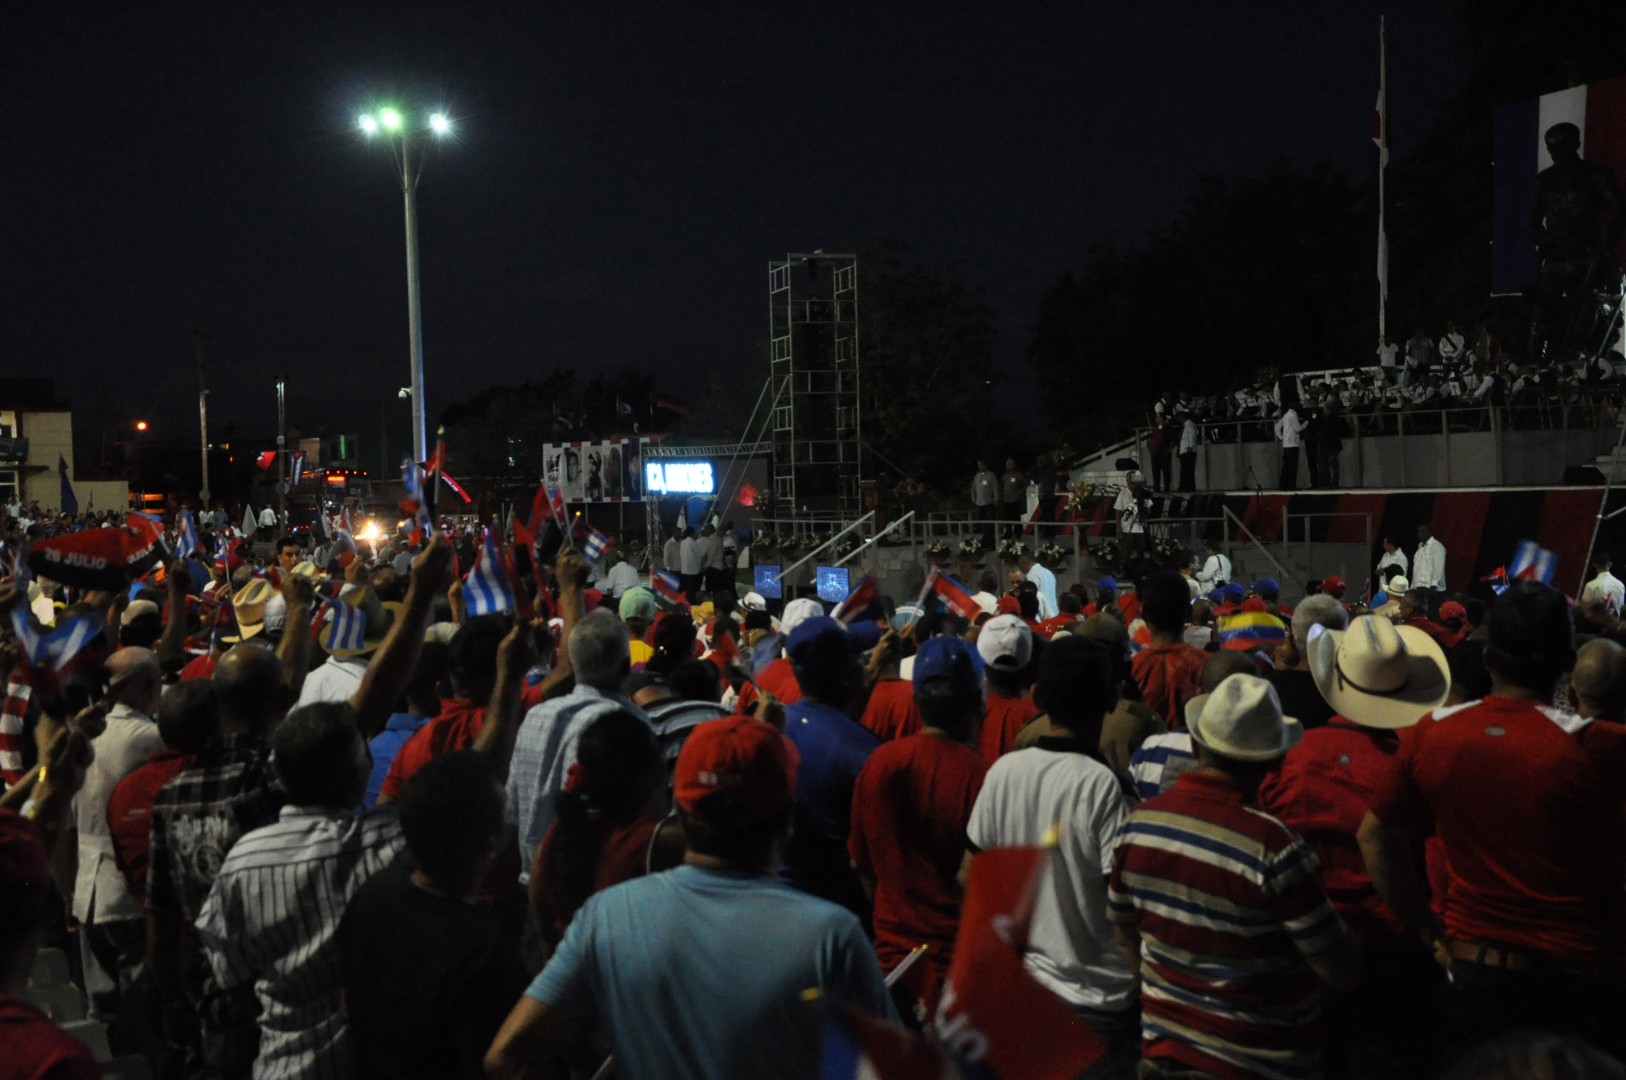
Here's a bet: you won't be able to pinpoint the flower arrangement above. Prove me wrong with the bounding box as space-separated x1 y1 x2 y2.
957 535 985 557
997 539 1028 563
625 538 648 567
1152 535 1182 559
753 531 778 553
829 534 858 558
925 540 951 559
1090 539 1121 566
1037 542 1071 568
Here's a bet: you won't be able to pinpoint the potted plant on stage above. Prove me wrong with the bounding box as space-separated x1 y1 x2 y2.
997 539 1027 565
925 539 951 567
1088 538 1120 572
1037 542 1071 572
956 535 985 577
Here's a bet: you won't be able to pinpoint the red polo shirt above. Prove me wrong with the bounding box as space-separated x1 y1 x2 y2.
976 692 1040 764
859 677 922 742
380 698 486 801
1370 696 1626 960
849 733 988 988
1257 719 1408 953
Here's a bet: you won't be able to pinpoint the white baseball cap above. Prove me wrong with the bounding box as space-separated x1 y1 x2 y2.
975 614 1033 672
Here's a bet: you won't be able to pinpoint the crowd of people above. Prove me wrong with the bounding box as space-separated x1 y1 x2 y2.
6 503 1626 1080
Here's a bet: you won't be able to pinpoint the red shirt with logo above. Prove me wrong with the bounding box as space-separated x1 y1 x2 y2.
1370 695 1626 960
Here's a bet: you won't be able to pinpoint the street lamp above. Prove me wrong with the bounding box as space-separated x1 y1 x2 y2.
357 104 454 463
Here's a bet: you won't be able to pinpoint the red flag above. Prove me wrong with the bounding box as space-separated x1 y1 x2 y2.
254 450 277 471
933 846 1103 1079
927 569 982 623
502 542 535 623
831 574 880 625
707 626 740 677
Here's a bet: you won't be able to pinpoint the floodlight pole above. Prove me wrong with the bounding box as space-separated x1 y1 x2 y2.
400 137 427 464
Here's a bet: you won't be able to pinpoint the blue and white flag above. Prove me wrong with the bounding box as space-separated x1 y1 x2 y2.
11 607 98 674
582 526 612 563
176 509 201 559
323 600 366 653
400 458 433 543
464 531 516 616
1510 539 1558 585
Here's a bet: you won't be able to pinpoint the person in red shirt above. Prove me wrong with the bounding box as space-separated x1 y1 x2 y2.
858 656 921 742
1130 570 1208 729
1395 590 1451 646
530 709 675 951
973 614 1036 762
1082 576 1122 621
754 598 824 707
1360 582 1626 1058
849 635 989 1012
1258 614 1452 1076
107 679 218 903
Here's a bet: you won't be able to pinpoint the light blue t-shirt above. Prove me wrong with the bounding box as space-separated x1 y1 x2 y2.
526 864 896 1080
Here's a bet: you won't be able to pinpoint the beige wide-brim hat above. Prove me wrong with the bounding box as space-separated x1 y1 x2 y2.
1309 614 1449 730
223 577 275 644
316 584 403 658
1186 674 1302 762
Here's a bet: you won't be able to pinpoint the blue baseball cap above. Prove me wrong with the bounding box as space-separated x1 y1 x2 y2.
912 636 981 696
1222 582 1246 603
846 621 883 651
1251 577 1280 599
1097 576 1117 592
786 616 859 671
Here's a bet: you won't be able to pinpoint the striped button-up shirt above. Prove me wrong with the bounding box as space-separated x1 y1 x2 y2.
507 684 645 883
196 805 405 1080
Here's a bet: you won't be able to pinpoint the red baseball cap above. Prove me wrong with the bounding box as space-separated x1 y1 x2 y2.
1321 575 1347 594
1439 601 1468 624
673 716 799 821
996 594 1021 616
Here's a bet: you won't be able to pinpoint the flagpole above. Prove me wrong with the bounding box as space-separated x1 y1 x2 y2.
1376 14 1388 349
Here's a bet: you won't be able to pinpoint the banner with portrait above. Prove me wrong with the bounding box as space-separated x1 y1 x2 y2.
541 439 642 502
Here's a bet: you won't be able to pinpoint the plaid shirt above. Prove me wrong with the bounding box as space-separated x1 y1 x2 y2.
147 733 284 922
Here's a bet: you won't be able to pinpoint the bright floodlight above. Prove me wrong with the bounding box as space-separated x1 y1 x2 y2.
358 114 378 135
429 112 450 135
378 107 403 130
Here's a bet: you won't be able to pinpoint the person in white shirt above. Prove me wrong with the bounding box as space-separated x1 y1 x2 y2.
1412 524 1447 592
1438 322 1466 362
1275 406 1306 490
661 529 681 571
1177 416 1200 492
1114 473 1146 556
602 550 640 598
1018 552 1059 620
1581 551 1626 618
964 636 1137 1069
1196 541 1231 589
678 528 703 596
1375 537 1409 583
1376 335 1398 371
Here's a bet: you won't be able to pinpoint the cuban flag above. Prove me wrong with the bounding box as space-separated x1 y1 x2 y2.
1510 539 1558 584
464 531 517 617
3 537 31 585
289 451 306 487
400 457 432 544
323 600 366 653
1493 74 1626 294
831 574 880 625
176 509 201 559
652 568 685 603
11 608 99 678
926 569 982 623
581 526 612 562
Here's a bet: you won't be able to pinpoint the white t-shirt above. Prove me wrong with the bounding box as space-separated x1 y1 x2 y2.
966 745 1135 1011
1275 409 1305 449
1582 570 1626 618
1114 488 1144 534
1376 342 1398 368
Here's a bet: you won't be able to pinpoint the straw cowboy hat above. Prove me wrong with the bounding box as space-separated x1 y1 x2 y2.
1185 674 1302 762
223 578 275 644
317 584 402 658
1309 614 1449 729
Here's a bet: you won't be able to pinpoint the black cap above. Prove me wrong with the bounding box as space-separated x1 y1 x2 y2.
1488 581 1576 672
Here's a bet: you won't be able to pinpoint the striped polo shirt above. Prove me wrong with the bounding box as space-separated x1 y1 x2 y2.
196 806 405 1080
1107 771 1348 1080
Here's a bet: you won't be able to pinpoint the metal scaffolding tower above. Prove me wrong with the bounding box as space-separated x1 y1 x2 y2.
768 252 861 514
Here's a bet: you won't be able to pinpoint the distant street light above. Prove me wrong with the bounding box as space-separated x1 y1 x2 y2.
135 420 149 432
357 103 454 463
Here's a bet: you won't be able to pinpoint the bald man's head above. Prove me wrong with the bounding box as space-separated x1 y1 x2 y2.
214 644 289 736
1570 638 1626 721
107 646 162 715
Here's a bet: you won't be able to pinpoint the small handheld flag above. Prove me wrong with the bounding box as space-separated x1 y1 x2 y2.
464 531 518 617
582 526 612 563
322 600 366 654
11 607 99 677
926 569 982 623
831 574 880 625
1510 540 1557 585
400 458 433 544
652 569 685 604
176 509 201 559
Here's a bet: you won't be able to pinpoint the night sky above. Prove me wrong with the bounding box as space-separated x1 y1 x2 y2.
1 2 1462 461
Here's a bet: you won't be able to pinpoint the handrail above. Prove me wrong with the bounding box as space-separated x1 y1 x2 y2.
835 512 913 567
775 511 875 582
1223 505 1288 582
